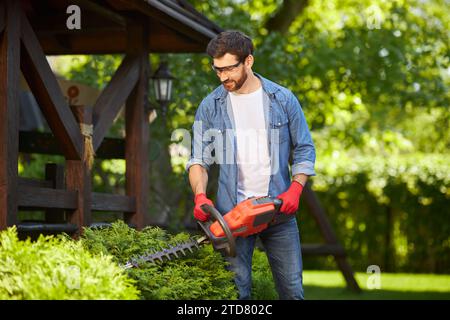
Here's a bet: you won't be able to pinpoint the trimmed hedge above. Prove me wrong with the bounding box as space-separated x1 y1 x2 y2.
0 227 139 300
81 220 238 300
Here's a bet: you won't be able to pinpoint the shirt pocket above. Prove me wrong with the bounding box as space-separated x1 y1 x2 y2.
210 120 227 143
270 112 290 144
207 120 226 163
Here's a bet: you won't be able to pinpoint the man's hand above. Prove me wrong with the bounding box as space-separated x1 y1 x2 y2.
277 181 304 214
193 193 214 221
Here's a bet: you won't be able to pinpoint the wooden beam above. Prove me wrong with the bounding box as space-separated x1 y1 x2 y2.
38 26 125 37
19 131 63 155
118 0 216 42
73 0 127 27
301 244 346 256
19 131 126 159
44 163 66 223
147 18 207 52
124 19 150 229
106 0 135 11
37 30 206 54
95 137 125 159
303 184 341 244
0 2 5 33
18 177 53 189
303 183 361 292
19 12 83 160
32 14 125 37
26 0 216 54
0 0 21 229
33 13 207 54
92 54 140 151
17 186 78 210
17 181 136 213
92 193 136 212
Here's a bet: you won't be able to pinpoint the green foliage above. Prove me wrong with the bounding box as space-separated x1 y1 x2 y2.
181 0 450 274
81 220 238 300
189 0 449 156
0 227 139 300
300 153 450 273
53 54 123 90
251 249 277 300
44 0 449 275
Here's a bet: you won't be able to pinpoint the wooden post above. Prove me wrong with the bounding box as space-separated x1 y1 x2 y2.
302 182 361 292
66 105 93 235
125 17 150 229
0 2 5 33
0 0 20 229
44 163 66 223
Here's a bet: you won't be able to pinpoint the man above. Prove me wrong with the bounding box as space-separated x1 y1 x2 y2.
186 30 316 300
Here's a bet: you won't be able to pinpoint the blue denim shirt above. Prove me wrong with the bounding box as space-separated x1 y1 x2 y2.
186 74 316 214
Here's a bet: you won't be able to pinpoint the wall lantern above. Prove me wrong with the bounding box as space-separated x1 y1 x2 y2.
151 61 174 117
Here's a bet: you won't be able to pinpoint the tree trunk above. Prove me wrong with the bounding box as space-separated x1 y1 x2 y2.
384 205 394 272
265 0 310 34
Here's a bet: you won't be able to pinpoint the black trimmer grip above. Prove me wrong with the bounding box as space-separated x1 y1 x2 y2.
266 197 295 225
272 197 283 212
197 204 236 257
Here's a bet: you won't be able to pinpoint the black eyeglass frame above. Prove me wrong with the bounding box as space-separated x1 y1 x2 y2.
211 57 247 74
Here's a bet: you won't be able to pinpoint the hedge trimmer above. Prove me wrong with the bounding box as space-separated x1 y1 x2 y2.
122 196 293 269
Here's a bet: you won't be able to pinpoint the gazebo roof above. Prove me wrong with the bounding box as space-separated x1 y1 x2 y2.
22 0 222 54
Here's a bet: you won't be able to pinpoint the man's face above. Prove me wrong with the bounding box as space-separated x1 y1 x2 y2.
212 53 248 92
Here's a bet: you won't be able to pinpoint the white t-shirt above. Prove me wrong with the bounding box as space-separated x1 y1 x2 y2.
229 86 271 203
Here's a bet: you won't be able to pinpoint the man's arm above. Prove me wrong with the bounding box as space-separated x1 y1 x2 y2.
189 164 214 221
277 174 308 214
293 173 308 187
185 99 215 221
287 91 316 177
276 92 315 214
188 164 209 195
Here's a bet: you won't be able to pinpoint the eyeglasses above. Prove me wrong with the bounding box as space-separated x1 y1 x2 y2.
211 60 243 75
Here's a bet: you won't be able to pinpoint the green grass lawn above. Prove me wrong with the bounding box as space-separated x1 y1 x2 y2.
302 271 450 300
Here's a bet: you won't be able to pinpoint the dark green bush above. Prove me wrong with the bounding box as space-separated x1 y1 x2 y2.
300 153 450 273
0 227 139 300
81 220 238 300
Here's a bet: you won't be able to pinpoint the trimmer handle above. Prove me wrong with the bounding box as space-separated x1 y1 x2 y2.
250 196 282 211
197 204 236 257
260 196 295 226
271 197 283 212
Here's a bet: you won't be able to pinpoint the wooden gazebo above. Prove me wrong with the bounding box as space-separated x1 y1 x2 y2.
0 0 221 235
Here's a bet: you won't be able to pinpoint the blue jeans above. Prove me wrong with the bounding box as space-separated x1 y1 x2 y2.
226 218 304 300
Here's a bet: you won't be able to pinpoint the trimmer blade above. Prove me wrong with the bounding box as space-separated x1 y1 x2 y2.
122 237 204 269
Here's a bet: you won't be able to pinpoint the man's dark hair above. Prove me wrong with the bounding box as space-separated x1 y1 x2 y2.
206 30 254 62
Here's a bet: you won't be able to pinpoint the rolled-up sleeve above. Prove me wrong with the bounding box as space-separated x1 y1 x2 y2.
286 92 316 176
185 100 212 173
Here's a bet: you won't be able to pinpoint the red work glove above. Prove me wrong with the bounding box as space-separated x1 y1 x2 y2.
193 193 214 221
277 181 304 214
